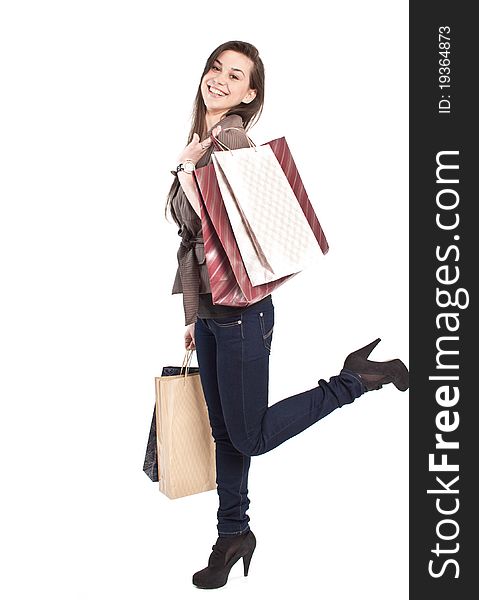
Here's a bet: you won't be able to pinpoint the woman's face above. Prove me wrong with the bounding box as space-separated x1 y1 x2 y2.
201 50 257 116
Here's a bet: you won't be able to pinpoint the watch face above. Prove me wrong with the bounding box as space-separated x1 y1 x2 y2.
184 162 195 174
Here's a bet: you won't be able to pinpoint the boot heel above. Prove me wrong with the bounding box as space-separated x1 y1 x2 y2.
243 547 255 576
353 337 381 359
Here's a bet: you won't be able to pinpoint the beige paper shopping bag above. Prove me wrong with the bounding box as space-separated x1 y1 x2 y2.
155 351 216 500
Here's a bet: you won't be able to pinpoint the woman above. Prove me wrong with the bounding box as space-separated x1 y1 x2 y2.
165 40 409 589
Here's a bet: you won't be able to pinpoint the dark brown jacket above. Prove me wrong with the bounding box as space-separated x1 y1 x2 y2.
170 114 252 325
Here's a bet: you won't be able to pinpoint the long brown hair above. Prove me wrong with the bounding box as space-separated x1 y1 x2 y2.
165 41 265 227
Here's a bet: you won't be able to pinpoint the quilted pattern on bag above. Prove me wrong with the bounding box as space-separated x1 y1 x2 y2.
213 145 321 285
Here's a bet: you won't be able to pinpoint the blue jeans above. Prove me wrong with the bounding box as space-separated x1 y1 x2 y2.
194 295 365 538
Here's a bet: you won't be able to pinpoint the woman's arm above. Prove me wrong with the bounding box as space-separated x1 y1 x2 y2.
176 125 222 217
176 170 201 218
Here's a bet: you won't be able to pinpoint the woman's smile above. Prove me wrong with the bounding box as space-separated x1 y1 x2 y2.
206 84 229 98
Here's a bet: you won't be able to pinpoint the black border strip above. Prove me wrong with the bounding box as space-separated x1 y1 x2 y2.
410 2 476 597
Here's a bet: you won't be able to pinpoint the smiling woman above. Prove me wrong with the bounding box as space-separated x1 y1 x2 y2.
165 41 265 324
161 39 410 591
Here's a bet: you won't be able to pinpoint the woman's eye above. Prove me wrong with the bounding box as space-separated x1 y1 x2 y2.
230 74 239 80
212 65 220 71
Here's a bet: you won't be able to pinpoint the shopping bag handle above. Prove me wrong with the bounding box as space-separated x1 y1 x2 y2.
210 127 257 154
180 349 194 378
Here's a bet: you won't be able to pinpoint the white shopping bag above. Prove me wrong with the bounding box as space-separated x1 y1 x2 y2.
212 144 320 286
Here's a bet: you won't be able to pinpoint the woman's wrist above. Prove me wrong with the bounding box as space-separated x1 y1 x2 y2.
172 158 196 177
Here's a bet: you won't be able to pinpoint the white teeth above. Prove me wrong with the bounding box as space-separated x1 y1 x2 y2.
209 86 226 96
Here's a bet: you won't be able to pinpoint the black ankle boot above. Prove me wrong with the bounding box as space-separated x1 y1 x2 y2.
192 530 256 589
343 338 409 392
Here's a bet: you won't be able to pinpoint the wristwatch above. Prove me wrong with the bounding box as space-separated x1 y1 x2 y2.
175 159 195 175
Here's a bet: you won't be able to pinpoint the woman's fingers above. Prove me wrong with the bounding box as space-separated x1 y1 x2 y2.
202 125 221 147
177 125 222 167
184 324 196 350
199 125 221 150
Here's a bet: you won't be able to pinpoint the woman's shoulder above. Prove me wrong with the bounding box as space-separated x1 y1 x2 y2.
216 114 251 151
206 113 245 135
219 113 244 129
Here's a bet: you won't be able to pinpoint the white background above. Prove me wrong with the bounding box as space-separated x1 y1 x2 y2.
0 1 408 598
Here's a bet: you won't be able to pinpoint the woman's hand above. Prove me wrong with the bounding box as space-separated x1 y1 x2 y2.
177 125 221 166
184 323 196 351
